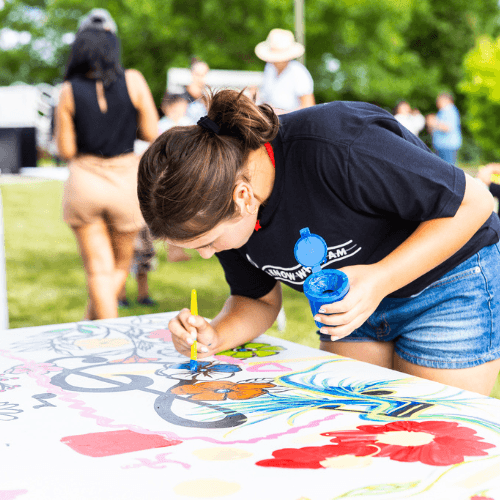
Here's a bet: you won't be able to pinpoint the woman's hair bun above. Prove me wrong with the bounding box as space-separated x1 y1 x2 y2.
205 89 279 149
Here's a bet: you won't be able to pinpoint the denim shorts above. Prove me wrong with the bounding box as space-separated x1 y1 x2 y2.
319 242 500 369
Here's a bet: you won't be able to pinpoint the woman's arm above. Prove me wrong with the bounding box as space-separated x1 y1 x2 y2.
375 173 493 293
426 114 450 133
168 282 282 358
125 69 160 143
315 173 495 338
55 82 77 160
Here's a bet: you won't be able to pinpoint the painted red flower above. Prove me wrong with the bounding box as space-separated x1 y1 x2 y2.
171 381 275 401
323 421 495 466
256 420 495 469
256 443 375 469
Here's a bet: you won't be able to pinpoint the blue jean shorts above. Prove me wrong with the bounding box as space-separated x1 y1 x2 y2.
319 242 500 369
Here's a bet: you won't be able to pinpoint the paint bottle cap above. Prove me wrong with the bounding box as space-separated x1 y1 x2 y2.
294 227 327 274
294 227 350 329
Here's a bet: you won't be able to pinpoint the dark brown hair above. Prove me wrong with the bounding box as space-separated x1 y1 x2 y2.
138 89 279 241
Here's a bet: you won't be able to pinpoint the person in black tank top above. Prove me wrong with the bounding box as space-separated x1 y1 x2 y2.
55 12 159 321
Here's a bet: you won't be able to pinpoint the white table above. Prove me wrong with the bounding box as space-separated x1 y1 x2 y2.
1 312 500 499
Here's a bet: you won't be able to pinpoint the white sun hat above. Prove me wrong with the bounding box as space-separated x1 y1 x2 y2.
78 9 117 34
255 29 305 63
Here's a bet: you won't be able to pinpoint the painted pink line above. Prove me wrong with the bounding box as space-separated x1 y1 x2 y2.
170 412 341 445
0 491 28 500
213 355 244 365
0 350 341 446
122 452 191 470
0 350 180 440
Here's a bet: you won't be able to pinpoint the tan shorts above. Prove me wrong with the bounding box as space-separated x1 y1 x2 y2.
62 153 145 233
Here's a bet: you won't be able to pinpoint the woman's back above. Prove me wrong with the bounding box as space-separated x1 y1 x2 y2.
71 73 137 157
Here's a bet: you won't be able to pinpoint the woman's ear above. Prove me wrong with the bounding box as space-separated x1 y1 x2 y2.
233 181 255 215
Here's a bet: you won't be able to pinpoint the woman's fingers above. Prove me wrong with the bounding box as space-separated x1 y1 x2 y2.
168 309 197 355
317 315 366 340
168 309 217 357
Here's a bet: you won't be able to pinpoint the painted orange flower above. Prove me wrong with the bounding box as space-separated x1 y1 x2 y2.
171 381 275 401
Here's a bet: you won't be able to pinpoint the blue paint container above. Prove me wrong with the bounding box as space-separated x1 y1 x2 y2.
294 228 349 329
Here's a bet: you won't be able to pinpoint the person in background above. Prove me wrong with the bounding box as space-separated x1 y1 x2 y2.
118 226 158 307
394 101 425 138
157 90 194 263
426 92 462 165
255 28 315 114
56 9 159 319
183 58 210 123
477 163 500 214
158 92 194 134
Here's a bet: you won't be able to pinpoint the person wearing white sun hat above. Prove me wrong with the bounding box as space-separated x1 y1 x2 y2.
255 28 315 113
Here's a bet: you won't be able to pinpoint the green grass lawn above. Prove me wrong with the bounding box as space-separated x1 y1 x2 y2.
2 178 499 398
0 179 316 345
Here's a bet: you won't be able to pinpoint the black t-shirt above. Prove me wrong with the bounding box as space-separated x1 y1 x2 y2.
216 101 500 299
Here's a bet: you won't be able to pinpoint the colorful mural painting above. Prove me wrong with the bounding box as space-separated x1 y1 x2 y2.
1 312 500 499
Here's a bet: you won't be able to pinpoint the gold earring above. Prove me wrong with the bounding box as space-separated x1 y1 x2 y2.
246 205 258 215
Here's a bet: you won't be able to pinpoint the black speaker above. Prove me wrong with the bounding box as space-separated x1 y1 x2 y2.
0 127 37 173
0 128 21 174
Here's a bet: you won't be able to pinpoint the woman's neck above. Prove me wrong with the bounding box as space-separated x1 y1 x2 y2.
246 146 275 204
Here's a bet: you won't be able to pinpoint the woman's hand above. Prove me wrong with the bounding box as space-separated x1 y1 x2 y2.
312 265 386 340
168 308 221 358
477 163 500 186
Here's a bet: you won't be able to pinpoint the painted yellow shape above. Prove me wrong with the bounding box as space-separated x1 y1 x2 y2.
192 447 252 461
376 430 434 447
458 462 500 488
320 455 373 469
174 479 240 497
74 338 130 349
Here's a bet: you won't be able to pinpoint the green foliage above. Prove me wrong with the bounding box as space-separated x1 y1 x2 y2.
1 0 499 115
460 35 500 160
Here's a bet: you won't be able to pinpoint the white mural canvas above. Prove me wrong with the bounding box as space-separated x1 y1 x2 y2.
1 312 500 499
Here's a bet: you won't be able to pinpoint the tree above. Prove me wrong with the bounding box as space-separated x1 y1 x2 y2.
307 0 500 112
1 0 499 118
460 35 500 160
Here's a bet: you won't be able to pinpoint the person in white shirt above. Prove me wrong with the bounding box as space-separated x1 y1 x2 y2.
183 58 210 123
394 101 425 138
255 29 315 113
158 92 194 134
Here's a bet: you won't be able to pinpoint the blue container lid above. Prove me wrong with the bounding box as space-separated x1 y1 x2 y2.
294 227 327 273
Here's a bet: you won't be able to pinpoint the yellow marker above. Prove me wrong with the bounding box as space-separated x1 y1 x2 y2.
190 289 198 371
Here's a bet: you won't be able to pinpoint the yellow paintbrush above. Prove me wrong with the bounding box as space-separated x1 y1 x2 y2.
190 289 198 371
